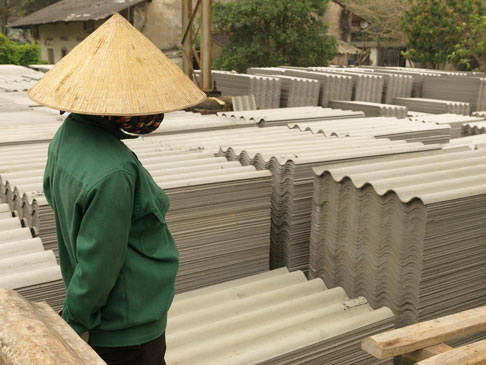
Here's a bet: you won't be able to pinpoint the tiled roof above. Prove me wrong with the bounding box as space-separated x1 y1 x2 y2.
9 0 146 28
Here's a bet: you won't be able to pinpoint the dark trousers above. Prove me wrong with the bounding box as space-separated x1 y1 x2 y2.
92 333 166 365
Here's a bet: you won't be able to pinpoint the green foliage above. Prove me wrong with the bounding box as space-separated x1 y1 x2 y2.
448 1 486 70
15 42 41 66
212 0 338 72
401 0 460 67
0 32 41 66
401 0 486 69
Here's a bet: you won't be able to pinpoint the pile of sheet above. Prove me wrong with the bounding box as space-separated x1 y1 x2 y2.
410 114 484 139
462 121 486 136
288 117 451 144
218 106 364 127
310 148 486 326
329 100 408 119
197 70 282 109
219 137 439 271
0 203 63 310
248 67 354 107
394 97 470 115
166 268 394 365
2 139 273 293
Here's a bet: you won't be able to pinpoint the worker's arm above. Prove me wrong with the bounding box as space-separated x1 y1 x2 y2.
62 170 136 334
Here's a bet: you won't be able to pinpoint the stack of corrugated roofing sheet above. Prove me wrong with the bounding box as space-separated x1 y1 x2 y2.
360 66 452 97
198 70 282 109
3 139 273 293
442 135 486 150
247 67 354 107
274 75 320 107
0 65 44 92
462 121 486 136
288 117 451 144
218 138 439 272
148 127 440 272
421 75 486 112
218 106 364 127
0 203 64 311
410 114 484 139
232 95 257 111
166 268 395 365
151 111 257 135
394 97 470 115
374 73 414 104
0 109 64 147
249 73 320 107
310 148 486 327
329 100 408 119
310 68 385 104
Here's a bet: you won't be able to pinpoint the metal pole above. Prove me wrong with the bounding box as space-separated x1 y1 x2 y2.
182 0 194 78
200 0 212 92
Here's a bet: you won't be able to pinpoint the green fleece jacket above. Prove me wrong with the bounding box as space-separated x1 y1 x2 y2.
43 113 179 347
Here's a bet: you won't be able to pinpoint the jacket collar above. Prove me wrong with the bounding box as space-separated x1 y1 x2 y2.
68 113 139 140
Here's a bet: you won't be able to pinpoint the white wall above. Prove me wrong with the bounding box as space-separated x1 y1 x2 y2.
134 0 181 51
38 20 104 63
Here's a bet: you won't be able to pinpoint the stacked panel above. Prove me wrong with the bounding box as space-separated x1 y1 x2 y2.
329 100 408 119
151 110 257 135
422 75 486 112
0 65 44 92
274 75 320 107
2 139 273 293
166 268 394 365
232 95 257 111
442 135 486 150
309 68 385 104
310 148 486 326
198 70 282 109
0 203 63 310
462 121 486 136
248 67 354 107
410 114 484 139
218 106 364 127
218 138 439 271
288 117 451 144
394 97 470 115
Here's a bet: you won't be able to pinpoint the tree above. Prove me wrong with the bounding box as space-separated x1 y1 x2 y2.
401 0 461 68
449 1 486 70
344 0 410 42
212 0 338 72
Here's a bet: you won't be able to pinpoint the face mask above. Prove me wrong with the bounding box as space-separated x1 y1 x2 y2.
105 114 165 134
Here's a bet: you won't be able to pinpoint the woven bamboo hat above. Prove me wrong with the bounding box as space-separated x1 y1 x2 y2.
28 13 206 116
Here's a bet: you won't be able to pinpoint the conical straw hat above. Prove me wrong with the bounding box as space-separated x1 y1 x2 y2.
28 13 206 116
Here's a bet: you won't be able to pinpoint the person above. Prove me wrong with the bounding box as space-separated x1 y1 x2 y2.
28 13 206 365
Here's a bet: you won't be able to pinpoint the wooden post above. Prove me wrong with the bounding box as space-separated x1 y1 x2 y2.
200 0 212 91
182 0 193 78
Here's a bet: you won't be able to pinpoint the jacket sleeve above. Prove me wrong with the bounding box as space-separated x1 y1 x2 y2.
62 169 136 334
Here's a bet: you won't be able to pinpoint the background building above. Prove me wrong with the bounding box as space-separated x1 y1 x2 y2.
9 0 182 65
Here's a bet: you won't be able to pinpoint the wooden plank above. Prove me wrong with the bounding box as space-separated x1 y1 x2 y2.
0 288 105 364
182 0 194 77
404 344 453 362
181 0 201 45
417 340 486 365
361 306 486 359
200 0 212 91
